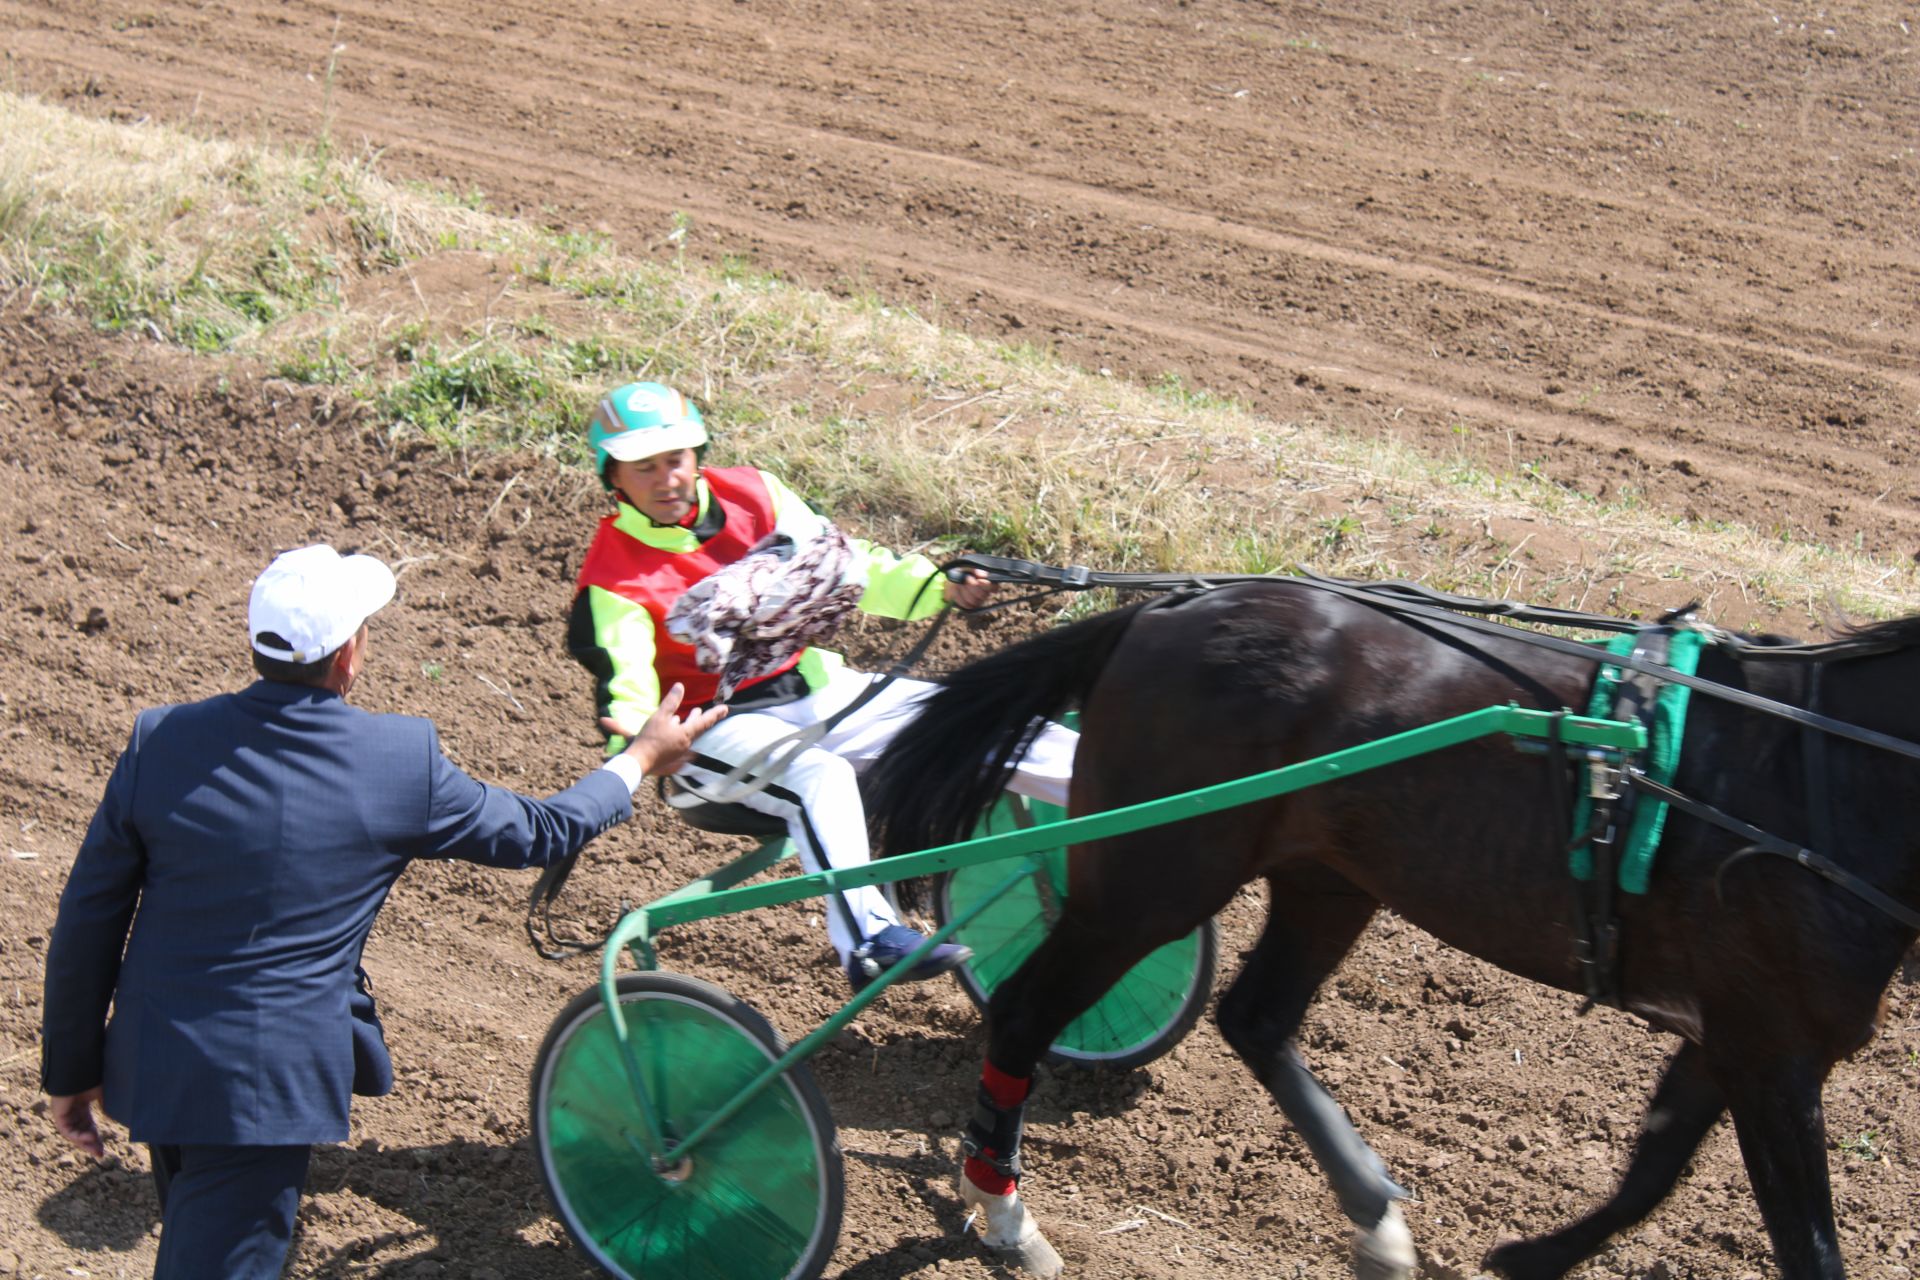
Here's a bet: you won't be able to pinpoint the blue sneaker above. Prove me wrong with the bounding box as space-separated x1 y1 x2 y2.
847 925 972 992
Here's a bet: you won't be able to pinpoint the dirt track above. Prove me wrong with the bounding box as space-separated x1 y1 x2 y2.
8 0 1920 560
3 3 1920 1278
11 0 1920 560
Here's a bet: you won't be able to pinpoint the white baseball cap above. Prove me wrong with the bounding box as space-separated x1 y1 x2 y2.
248 544 397 664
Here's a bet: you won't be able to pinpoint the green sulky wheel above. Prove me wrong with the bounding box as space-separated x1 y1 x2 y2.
935 793 1218 1070
531 971 844 1280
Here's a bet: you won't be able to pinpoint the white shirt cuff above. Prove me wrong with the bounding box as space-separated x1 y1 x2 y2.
598 753 644 795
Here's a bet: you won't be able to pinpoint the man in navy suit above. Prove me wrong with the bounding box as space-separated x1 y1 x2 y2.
39 544 725 1279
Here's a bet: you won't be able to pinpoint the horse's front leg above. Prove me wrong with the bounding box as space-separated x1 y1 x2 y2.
1216 876 1413 1280
1485 1040 1726 1279
961 912 1152 1278
1715 1048 1847 1279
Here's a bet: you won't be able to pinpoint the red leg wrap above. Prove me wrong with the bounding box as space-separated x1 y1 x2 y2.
982 1061 1031 1108
965 1156 1016 1197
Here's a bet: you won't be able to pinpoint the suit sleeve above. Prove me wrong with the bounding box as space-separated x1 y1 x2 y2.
416 722 633 868
41 724 147 1097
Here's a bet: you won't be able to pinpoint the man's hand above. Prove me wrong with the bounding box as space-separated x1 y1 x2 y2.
49 1087 106 1159
944 567 995 610
602 683 728 776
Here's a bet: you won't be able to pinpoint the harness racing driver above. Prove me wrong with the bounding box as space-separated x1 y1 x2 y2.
567 381 1079 990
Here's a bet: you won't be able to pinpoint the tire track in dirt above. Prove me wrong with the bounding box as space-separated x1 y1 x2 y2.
5 0 1918 562
71 39 1904 501
344 5 1917 392
22 45 1912 549
21 43 1915 445
18 37 1908 553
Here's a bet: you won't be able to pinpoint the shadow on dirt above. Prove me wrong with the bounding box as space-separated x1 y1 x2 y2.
812 1026 1162 1135
295 1137 571 1279
35 1138 567 1274
837 1146 994 1279
35 1155 159 1253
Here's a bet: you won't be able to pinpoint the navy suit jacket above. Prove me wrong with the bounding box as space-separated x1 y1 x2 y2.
41 679 631 1146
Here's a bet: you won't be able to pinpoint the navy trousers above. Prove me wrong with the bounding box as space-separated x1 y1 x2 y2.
149 1142 311 1280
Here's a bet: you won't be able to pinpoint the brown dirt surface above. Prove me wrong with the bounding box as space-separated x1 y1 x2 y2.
3 4 1919 1279
8 0 1920 562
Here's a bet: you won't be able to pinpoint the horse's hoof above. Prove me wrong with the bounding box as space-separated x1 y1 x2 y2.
996 1230 1066 1278
1483 1236 1567 1280
959 1173 1066 1278
1352 1202 1416 1280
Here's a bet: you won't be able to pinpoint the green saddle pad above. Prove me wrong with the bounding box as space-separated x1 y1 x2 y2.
1569 628 1703 894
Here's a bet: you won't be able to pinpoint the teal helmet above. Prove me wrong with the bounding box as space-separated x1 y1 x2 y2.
589 382 708 486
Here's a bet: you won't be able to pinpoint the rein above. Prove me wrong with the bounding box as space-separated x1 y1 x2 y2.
665 587 958 809
950 554 1920 764
951 553 1920 942
530 553 1920 960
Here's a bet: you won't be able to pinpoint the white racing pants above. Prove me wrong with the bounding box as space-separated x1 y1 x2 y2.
675 668 1078 964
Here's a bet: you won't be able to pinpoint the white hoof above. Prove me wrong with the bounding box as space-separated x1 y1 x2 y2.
959 1172 1065 1278
1352 1201 1416 1280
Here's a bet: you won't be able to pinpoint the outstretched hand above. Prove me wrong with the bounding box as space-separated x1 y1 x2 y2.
603 683 728 776
49 1087 106 1159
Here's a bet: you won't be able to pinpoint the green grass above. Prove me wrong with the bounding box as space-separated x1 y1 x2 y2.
1838 1130 1883 1162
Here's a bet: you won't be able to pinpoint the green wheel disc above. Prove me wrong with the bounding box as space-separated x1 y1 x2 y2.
938 794 1217 1069
532 972 843 1279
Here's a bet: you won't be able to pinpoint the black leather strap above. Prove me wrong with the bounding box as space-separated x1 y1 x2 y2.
960 1083 1026 1178
1293 575 1920 764
945 555 1920 764
950 556 1920 939
1629 774 1920 930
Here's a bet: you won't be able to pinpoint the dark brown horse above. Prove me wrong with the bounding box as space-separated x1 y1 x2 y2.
863 580 1920 1279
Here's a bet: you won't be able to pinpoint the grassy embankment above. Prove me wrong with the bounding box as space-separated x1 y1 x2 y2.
1 89 1911 631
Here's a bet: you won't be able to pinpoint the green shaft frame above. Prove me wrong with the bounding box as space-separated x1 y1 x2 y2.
595 704 1645 1169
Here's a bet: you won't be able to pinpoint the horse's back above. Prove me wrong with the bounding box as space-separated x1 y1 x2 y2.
1084 581 1595 751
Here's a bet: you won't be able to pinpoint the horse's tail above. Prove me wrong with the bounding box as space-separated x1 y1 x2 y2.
866 599 1152 860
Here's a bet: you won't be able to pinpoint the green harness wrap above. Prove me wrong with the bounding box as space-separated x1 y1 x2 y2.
1570 628 1704 893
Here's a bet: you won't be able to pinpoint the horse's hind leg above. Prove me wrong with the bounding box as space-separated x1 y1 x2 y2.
1485 1041 1726 1280
1216 868 1414 1280
960 911 1172 1277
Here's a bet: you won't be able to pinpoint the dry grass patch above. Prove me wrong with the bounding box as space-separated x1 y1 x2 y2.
3 89 1914 633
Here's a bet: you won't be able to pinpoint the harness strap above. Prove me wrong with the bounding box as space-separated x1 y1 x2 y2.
953 556 1920 946
953 556 1920 762
954 555 1904 660
664 721 829 808
670 571 957 808
1631 774 1920 931
525 854 603 959
961 1083 1027 1179
1565 629 1676 1007
1802 665 1837 859
952 554 1659 631
1545 714 1605 1008
962 556 1920 942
